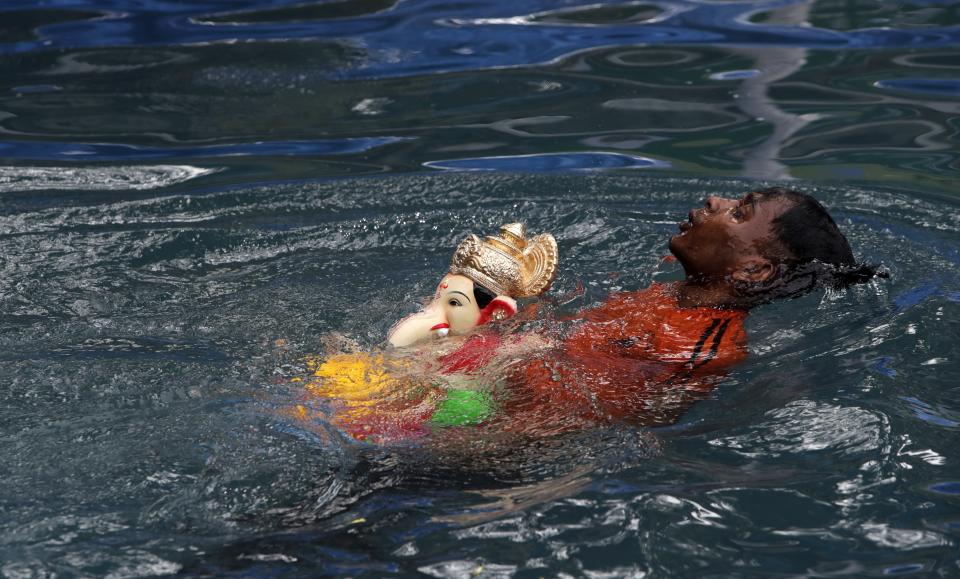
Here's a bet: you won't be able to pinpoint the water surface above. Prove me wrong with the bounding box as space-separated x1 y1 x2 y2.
1 0 959 576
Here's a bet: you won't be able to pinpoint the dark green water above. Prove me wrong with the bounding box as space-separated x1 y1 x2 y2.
1 1 959 577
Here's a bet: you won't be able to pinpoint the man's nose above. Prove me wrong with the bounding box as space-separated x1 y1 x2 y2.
704 196 735 213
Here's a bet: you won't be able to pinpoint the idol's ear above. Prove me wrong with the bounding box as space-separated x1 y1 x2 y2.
731 257 775 284
477 296 517 326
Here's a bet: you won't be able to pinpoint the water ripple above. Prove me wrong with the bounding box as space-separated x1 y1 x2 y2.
874 78 960 97
0 137 410 162
0 164 216 191
3 1 960 80
1 3 958 185
424 151 668 171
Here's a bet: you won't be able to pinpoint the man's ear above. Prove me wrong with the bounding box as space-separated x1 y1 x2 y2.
731 257 775 283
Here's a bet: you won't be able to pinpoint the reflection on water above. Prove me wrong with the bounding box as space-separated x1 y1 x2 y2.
423 151 667 171
1 0 960 576
0 1 958 188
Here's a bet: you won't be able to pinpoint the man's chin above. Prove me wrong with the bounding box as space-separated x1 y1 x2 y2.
667 237 692 273
668 234 683 257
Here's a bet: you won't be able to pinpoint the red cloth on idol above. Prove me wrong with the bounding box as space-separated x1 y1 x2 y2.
439 333 502 375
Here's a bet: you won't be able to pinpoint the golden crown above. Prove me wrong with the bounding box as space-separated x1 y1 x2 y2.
449 222 558 298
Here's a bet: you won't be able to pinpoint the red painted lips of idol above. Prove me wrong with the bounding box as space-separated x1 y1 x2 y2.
430 323 450 331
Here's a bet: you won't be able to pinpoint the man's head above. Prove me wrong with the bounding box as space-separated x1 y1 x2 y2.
670 187 868 301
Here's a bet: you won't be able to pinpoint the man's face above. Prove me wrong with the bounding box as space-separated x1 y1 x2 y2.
669 192 793 281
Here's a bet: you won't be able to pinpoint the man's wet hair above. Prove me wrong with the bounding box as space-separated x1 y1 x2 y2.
742 187 884 302
761 187 854 265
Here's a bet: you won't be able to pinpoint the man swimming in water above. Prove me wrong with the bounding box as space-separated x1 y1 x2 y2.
299 187 876 442
500 187 878 434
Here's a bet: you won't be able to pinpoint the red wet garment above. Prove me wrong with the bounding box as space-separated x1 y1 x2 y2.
439 333 503 375
503 283 748 431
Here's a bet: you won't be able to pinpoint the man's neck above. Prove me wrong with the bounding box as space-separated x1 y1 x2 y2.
676 278 743 309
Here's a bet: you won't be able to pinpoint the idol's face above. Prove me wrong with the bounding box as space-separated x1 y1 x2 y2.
387 274 516 348
669 192 793 283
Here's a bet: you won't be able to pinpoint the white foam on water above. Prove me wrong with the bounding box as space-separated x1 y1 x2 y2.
0 165 219 192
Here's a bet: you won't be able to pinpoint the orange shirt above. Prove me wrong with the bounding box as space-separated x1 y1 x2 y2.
502 283 748 431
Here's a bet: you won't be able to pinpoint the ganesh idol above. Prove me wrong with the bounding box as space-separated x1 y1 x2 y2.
294 222 558 443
